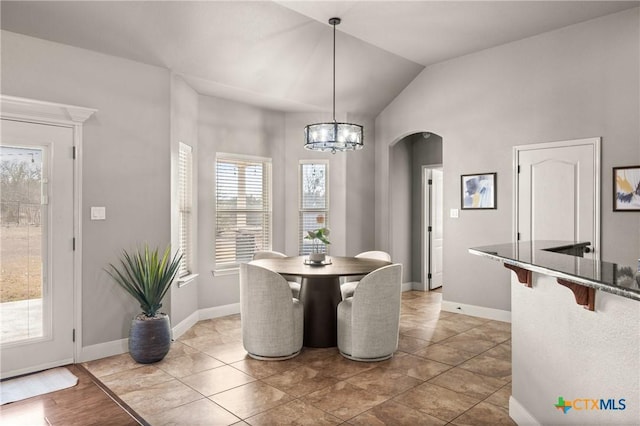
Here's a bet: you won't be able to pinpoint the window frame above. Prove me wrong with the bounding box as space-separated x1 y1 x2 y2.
214 153 272 273
298 160 330 256
177 142 194 279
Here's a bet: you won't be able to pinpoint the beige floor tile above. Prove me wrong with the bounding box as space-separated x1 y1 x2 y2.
262 365 339 397
451 401 516 425
82 353 139 378
246 399 342 425
430 318 478 333
163 341 201 360
157 352 225 378
413 343 477 366
308 353 379 380
303 381 388 421
144 398 240 426
482 341 511 362
120 379 203 418
348 400 446 426
444 314 491 327
397 334 432 353
201 341 250 364
459 325 511 344
179 333 230 351
229 358 300 380
401 325 460 343
428 367 505 399
439 334 498 355
379 352 452 381
484 383 511 409
181 365 256 396
393 382 480 422
482 320 512 333
210 381 292 419
459 354 512 382
346 365 422 397
98 365 173 394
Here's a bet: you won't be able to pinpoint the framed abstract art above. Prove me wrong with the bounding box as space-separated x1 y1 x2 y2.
613 165 640 211
461 172 496 210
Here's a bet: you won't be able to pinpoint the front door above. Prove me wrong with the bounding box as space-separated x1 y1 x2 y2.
1 119 75 378
516 138 600 260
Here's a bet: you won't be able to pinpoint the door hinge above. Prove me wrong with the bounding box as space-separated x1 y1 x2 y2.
427 226 432 232
428 273 432 279
72 329 76 342
428 179 433 185
517 165 521 173
72 146 77 159
72 237 76 251
517 232 521 241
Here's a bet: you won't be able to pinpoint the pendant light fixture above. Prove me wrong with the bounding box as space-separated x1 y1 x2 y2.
304 17 363 153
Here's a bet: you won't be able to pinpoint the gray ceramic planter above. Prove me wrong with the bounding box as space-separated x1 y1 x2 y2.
129 314 171 364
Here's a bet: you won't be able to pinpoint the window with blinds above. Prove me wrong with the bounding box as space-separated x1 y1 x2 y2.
215 154 272 271
299 161 329 255
178 143 193 277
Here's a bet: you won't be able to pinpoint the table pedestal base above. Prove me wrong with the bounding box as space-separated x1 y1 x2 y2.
299 276 341 348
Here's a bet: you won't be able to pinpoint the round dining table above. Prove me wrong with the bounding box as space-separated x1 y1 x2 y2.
249 255 391 347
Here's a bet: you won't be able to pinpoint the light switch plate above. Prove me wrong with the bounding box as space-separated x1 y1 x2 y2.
450 208 459 218
91 206 106 220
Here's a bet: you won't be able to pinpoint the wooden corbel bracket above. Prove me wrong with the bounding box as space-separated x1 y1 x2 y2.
556 278 595 311
504 263 532 287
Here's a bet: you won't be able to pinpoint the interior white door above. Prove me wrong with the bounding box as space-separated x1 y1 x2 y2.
516 138 600 260
0 119 75 379
430 168 444 289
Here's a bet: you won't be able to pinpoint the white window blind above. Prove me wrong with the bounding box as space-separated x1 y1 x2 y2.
178 143 193 277
215 154 272 271
299 161 329 255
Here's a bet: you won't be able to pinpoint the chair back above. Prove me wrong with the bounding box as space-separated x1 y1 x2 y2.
355 251 391 262
350 264 402 358
240 263 299 355
252 250 300 284
253 250 287 260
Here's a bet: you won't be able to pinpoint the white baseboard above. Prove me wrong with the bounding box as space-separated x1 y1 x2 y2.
198 303 240 321
441 300 511 323
1 358 74 380
79 338 129 363
402 281 415 292
509 396 540 425
172 310 200 341
77 304 241 362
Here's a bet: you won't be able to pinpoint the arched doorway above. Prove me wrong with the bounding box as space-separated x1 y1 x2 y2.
389 131 443 291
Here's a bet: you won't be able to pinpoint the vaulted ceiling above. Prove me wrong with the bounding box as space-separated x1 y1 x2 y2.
2 1 637 115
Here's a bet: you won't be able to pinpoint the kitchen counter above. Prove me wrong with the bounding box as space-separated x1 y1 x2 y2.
469 240 640 302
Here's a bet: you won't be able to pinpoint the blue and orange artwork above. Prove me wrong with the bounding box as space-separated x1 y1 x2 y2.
614 167 640 210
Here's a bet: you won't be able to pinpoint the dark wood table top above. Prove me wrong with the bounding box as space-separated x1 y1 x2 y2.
249 256 391 278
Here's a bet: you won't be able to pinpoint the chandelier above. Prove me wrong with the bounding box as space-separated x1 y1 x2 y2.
304 17 364 153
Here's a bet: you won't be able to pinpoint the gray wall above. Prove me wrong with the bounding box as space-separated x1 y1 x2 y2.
1 31 172 345
376 8 640 312
196 95 286 309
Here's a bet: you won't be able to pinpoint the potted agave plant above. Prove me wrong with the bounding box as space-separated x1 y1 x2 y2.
106 245 182 364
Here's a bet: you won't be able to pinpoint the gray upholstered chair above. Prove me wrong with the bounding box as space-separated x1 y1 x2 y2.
240 263 303 360
340 251 392 299
337 263 402 361
253 250 301 299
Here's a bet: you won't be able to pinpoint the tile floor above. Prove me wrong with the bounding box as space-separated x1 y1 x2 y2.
83 291 515 425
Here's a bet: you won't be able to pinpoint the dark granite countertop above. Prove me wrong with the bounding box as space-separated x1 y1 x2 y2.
469 240 640 302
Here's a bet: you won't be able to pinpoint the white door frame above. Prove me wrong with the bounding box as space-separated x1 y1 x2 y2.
513 138 601 259
1 95 96 367
421 164 443 291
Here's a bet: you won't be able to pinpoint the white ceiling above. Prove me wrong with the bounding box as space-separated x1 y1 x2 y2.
1 1 637 115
